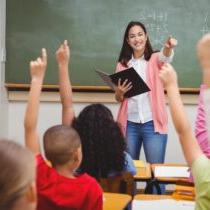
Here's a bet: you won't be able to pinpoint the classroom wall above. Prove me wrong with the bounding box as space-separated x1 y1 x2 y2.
8 98 197 164
0 0 8 137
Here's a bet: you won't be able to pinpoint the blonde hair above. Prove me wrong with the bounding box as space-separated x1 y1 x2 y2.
0 139 35 210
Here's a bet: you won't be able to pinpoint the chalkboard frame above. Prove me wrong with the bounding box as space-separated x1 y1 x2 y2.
5 83 199 94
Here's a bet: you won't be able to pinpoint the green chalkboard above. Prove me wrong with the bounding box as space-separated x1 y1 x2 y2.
6 0 210 89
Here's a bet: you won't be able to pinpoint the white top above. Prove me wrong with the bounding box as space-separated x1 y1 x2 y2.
127 49 174 123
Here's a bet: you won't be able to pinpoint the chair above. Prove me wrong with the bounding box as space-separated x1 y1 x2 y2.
98 172 135 196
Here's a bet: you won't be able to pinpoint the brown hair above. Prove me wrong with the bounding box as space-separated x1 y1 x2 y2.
0 139 35 210
118 21 155 67
43 125 81 166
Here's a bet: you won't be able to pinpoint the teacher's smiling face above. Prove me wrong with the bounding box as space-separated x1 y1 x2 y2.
127 25 147 54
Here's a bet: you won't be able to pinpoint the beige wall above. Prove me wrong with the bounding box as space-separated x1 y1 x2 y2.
8 92 198 164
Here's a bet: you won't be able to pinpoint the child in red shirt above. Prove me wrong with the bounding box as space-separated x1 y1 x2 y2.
24 44 103 210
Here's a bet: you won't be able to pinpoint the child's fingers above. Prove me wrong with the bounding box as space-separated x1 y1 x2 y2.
42 48 47 64
64 40 70 53
30 61 34 68
37 57 42 63
64 40 68 46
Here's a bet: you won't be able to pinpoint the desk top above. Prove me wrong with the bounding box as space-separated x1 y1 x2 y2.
151 163 190 183
103 192 132 210
134 161 152 181
134 194 172 200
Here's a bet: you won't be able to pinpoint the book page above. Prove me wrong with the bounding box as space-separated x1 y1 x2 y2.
154 166 190 178
132 199 195 210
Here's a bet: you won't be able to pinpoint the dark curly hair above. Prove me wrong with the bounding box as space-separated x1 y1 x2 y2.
73 104 126 179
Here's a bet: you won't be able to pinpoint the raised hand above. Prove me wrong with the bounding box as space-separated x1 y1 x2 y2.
30 48 47 81
56 40 74 125
164 36 178 49
25 48 47 154
159 63 178 89
56 40 70 67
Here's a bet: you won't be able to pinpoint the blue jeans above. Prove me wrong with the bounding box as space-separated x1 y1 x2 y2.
126 120 167 194
126 120 167 162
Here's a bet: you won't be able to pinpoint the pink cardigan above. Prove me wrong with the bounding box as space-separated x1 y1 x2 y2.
195 85 210 157
116 52 168 135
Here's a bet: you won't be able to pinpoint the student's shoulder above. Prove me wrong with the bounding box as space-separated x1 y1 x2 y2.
192 154 210 180
78 173 98 183
36 153 45 164
36 154 52 170
78 173 102 192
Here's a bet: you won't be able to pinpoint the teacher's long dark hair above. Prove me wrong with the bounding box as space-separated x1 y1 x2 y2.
118 21 154 67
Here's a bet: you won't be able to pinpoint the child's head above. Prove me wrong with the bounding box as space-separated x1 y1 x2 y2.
73 104 126 179
197 33 210 70
118 21 154 66
43 125 82 169
0 139 36 210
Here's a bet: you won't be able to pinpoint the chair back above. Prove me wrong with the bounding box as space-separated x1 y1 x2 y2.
99 172 134 195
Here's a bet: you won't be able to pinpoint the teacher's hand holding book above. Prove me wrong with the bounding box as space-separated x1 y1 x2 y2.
114 78 132 102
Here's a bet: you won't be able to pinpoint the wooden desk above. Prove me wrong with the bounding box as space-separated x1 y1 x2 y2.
134 194 172 200
134 161 152 181
151 163 191 184
103 192 132 210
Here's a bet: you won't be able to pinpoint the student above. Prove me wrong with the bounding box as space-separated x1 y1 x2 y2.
24 46 103 210
0 139 36 210
58 42 136 179
114 21 177 165
159 34 210 210
72 103 136 179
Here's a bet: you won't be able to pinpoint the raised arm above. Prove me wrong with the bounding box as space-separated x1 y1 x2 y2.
162 36 177 57
159 63 202 166
56 40 74 125
24 49 47 154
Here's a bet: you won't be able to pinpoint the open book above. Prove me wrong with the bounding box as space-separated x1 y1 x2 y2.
132 199 195 210
96 67 150 98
